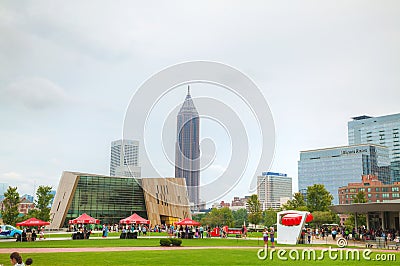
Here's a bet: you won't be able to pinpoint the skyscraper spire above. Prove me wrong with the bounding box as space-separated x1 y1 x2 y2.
187 85 190 96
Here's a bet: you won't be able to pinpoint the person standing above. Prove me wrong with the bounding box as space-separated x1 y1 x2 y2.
269 227 275 248
102 224 106 238
332 227 337 240
307 228 312 244
263 228 269 248
199 225 204 239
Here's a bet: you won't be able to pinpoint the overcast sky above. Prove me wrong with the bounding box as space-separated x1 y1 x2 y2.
1 1 400 204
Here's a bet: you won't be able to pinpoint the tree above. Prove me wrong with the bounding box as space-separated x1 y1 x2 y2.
311 211 336 226
201 207 234 227
232 208 248 227
344 213 366 229
352 191 367 203
247 194 262 225
192 213 206 222
1 186 20 225
306 184 333 212
344 191 367 228
35 186 54 221
262 208 277 227
282 192 308 211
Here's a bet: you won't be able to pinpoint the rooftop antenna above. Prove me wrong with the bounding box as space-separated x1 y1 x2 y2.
187 85 190 95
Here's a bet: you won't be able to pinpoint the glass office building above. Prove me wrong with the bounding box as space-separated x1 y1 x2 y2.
65 175 146 227
49 172 191 229
298 144 390 204
348 113 400 182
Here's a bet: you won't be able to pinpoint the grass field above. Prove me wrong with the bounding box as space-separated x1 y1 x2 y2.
0 249 398 266
0 238 266 248
0 237 397 265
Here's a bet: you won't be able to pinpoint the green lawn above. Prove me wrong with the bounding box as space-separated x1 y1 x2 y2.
0 249 398 266
0 238 266 248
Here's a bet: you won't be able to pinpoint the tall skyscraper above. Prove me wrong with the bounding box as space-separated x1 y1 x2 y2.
175 87 200 209
110 139 141 178
257 172 292 210
348 113 400 182
298 144 390 204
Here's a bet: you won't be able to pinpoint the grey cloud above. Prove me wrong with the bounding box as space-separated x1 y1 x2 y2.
0 77 69 110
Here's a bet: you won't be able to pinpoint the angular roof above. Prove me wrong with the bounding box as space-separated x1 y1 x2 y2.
178 86 198 115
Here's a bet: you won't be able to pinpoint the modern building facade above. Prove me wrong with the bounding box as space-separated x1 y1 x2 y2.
339 175 400 204
175 87 200 209
298 144 390 204
348 113 400 182
110 139 141 178
331 200 400 231
257 172 292 210
49 171 191 229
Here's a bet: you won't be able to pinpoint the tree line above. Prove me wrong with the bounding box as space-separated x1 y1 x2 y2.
1 186 54 225
193 184 367 229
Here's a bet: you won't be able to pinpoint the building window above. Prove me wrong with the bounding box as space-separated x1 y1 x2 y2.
367 188 371 192
393 193 399 198
368 194 372 198
382 193 389 198
392 187 399 192
375 188 380 192
382 187 388 192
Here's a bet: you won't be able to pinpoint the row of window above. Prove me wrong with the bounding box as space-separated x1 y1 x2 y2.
341 186 399 193
341 193 400 199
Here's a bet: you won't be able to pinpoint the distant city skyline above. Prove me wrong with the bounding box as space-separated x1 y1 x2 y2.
1 2 400 203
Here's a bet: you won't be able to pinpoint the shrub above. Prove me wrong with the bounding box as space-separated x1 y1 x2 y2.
170 238 182 246
159 238 182 246
160 238 172 246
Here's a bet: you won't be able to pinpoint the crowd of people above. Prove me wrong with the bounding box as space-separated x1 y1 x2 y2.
299 225 400 244
16 227 45 242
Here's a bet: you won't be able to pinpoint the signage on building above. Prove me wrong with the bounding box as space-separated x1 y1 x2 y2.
341 148 368 155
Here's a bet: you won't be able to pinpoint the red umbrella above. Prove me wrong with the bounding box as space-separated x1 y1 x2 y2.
16 218 50 227
119 213 150 225
68 213 100 224
174 218 200 226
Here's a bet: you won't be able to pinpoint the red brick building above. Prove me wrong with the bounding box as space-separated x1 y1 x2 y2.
18 197 35 215
338 175 400 204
